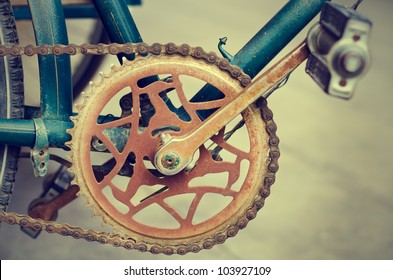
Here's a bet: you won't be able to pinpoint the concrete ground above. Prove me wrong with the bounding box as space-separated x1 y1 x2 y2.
1 0 392 260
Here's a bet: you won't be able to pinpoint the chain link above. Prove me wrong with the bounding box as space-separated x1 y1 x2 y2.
0 42 252 87
0 42 278 254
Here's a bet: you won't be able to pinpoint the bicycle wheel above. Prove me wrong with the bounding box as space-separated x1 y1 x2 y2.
0 0 24 213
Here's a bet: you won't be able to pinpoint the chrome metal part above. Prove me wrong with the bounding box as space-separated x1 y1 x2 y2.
306 2 371 99
30 118 49 177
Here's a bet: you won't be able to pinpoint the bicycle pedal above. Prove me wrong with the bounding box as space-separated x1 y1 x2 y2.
20 225 41 239
306 2 372 99
21 166 75 238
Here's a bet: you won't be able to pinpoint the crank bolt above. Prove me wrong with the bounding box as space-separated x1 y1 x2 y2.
161 152 180 170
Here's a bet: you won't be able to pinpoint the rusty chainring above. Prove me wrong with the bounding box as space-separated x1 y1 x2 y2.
0 42 279 255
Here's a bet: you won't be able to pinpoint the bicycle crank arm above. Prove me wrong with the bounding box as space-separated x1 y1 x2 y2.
29 184 79 221
154 40 310 175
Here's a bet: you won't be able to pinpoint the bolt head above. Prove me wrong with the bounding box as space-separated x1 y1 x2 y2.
161 152 180 170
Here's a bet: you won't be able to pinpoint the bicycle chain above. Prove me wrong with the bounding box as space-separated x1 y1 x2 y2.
0 42 279 254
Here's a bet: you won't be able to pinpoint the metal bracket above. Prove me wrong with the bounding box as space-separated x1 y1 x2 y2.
218 37 234 62
30 118 50 177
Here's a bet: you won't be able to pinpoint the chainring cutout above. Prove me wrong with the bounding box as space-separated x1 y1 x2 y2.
69 51 277 253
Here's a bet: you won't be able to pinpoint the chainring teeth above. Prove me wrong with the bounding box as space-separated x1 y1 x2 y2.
64 43 278 254
0 43 279 255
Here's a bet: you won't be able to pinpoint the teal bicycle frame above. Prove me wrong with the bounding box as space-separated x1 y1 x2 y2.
0 0 329 149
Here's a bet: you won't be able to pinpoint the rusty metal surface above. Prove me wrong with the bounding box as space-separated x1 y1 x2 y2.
69 45 277 253
0 43 252 89
0 42 280 255
29 185 79 221
155 41 309 176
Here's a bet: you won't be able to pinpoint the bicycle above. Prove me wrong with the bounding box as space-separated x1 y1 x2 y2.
0 0 371 256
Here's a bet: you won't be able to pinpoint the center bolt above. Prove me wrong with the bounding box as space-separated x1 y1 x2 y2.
161 152 180 170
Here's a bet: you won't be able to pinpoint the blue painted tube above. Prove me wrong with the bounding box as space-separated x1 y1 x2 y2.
232 0 330 78
13 1 142 20
14 5 99 20
0 119 72 148
190 0 329 121
92 0 157 87
0 119 35 147
92 0 142 61
28 0 72 121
